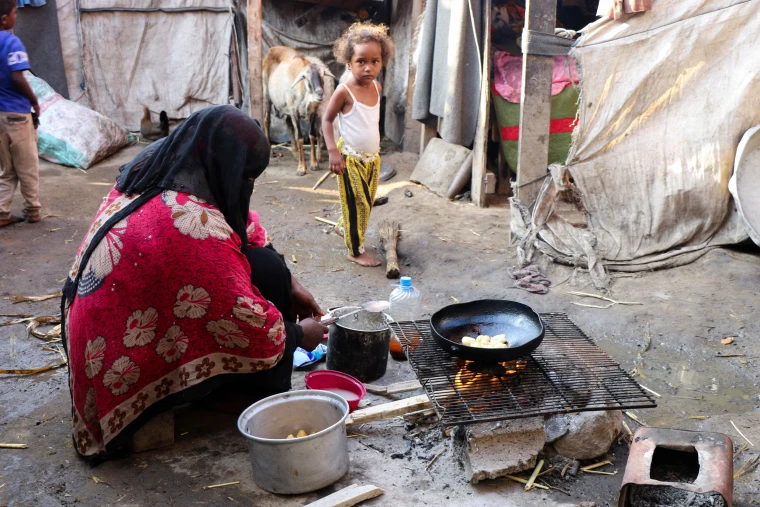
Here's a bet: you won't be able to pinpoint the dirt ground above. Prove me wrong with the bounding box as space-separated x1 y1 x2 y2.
1 144 759 506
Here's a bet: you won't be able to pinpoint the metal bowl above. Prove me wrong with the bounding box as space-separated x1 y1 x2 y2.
237 390 349 494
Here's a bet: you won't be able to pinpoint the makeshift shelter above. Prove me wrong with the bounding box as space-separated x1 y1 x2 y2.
513 0 759 286
52 0 248 131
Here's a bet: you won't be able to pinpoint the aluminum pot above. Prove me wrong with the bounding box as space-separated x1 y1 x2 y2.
327 306 391 383
237 390 349 494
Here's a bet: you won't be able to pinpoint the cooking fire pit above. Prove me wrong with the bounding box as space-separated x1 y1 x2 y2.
389 313 657 426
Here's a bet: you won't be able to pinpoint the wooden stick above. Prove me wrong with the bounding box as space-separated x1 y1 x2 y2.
734 443 748 459
315 216 338 227
365 380 421 395
734 456 760 479
731 420 754 447
313 171 332 190
583 470 617 476
403 408 437 422
639 384 661 398
625 411 647 427
5 291 63 304
0 443 27 449
425 446 447 471
537 480 571 496
203 481 240 490
305 484 384 507
525 459 544 491
581 460 611 472
537 466 556 477
345 394 431 426
378 220 400 279
0 363 66 375
504 475 549 490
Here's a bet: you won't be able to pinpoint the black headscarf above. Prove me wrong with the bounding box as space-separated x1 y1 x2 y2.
115 105 270 250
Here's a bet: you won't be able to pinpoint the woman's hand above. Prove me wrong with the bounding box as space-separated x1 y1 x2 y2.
299 318 328 351
291 275 324 321
328 149 345 176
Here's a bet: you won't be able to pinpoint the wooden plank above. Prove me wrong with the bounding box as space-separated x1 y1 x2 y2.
403 0 426 153
471 0 492 207
514 0 557 206
305 484 384 507
420 123 436 154
345 394 431 426
364 380 422 395
247 0 264 121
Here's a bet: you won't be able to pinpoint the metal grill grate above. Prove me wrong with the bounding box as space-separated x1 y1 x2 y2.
390 313 656 426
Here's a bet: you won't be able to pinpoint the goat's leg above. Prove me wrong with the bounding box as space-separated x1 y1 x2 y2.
262 92 272 144
309 114 320 171
291 113 307 176
317 118 327 163
284 116 300 162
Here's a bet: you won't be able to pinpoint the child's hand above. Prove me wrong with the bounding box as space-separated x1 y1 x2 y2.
329 150 345 176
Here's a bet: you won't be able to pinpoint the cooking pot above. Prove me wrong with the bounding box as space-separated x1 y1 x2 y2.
326 306 391 382
237 390 349 494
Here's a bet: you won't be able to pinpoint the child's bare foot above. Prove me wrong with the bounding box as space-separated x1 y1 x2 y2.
334 226 343 238
347 252 381 267
0 214 23 227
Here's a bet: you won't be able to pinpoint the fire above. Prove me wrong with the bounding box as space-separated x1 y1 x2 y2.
453 360 528 392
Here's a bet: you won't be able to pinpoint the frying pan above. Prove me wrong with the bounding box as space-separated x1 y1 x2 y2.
430 299 544 362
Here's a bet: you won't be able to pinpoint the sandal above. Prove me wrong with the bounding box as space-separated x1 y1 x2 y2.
23 210 41 223
0 214 24 227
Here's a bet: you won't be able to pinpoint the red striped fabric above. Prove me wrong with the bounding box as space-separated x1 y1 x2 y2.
500 117 577 141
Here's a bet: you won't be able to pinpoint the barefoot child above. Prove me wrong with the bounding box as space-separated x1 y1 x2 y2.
0 0 41 227
322 23 393 267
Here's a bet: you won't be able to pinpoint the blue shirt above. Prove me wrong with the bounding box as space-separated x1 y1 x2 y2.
0 31 32 114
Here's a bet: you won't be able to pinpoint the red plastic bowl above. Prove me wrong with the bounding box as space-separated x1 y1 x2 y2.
304 370 366 412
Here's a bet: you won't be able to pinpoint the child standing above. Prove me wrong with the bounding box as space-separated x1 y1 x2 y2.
0 0 41 227
322 23 393 267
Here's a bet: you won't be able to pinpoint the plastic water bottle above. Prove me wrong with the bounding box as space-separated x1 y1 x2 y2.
389 276 422 323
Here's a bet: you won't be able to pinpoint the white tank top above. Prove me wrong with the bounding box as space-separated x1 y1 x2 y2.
338 81 381 156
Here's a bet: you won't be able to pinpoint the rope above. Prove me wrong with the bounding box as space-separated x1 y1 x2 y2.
467 0 483 79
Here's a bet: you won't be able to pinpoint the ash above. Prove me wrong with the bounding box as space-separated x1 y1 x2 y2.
628 485 727 507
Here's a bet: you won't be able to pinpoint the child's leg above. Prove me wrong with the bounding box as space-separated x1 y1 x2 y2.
7 114 41 220
0 113 19 221
336 155 380 267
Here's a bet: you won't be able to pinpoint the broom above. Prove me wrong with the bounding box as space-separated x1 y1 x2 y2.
378 219 400 279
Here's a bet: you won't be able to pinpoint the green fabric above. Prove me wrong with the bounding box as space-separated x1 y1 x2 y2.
491 85 579 172
37 131 90 169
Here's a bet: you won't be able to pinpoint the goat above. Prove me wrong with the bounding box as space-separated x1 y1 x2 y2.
263 46 334 175
306 55 336 166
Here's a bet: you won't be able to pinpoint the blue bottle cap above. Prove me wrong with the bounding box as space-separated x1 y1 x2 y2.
400 276 412 287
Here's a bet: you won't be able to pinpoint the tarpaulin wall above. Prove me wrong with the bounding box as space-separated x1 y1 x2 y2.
54 0 242 131
516 0 759 282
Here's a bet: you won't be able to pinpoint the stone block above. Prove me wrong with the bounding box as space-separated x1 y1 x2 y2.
549 410 622 460
454 417 545 484
130 410 175 453
410 138 472 198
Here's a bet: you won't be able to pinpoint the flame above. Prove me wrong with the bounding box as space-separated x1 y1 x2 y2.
452 360 528 392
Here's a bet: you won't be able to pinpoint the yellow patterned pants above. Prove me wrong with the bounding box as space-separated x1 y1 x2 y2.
336 138 380 256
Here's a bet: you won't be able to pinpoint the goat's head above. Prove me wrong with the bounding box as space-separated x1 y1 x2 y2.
291 63 336 104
